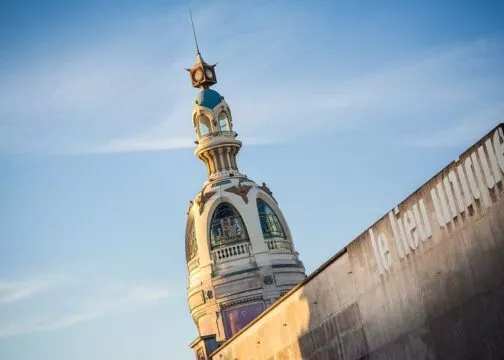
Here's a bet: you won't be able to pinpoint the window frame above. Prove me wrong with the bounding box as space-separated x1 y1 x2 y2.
196 114 211 137
217 111 231 132
209 203 249 249
256 198 286 239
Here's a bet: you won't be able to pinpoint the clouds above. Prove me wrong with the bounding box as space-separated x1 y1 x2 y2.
69 36 504 153
0 0 503 154
0 275 65 304
0 275 175 339
214 36 504 146
0 6 194 154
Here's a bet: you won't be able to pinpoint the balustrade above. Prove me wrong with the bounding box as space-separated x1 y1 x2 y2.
266 239 292 253
212 242 250 263
197 131 236 148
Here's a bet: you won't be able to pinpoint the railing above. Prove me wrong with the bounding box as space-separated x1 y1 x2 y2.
212 242 251 264
197 131 236 148
266 239 293 253
187 257 200 272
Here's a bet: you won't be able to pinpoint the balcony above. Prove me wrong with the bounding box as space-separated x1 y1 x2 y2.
266 239 293 253
196 131 237 148
212 242 251 264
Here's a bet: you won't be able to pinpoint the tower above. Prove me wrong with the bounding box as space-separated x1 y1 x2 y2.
185 51 306 358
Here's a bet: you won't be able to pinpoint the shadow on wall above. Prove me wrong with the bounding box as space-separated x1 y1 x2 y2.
294 227 504 359
297 300 368 360
214 214 504 360
213 125 504 360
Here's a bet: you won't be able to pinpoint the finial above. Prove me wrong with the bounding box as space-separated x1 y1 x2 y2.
187 0 200 55
185 0 218 89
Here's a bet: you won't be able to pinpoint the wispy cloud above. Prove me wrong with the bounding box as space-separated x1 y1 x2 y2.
84 135 195 153
0 1 502 154
0 284 174 339
0 275 66 304
77 36 504 153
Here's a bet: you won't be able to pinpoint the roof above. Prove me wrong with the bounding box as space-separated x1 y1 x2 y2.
195 89 223 109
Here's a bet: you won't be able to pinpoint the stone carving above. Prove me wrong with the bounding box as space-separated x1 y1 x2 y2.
225 180 252 204
196 348 205 360
263 275 274 285
258 182 277 203
196 190 217 215
186 200 194 215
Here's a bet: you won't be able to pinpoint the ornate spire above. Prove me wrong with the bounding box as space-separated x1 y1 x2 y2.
185 0 217 89
184 2 243 182
187 51 242 181
190 80 243 181
184 4 306 354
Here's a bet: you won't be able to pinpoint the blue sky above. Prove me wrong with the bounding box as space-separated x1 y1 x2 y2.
0 0 503 359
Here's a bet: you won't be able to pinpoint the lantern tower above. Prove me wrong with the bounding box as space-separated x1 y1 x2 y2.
185 51 306 358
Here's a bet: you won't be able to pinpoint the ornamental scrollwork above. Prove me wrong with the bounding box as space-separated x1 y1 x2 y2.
258 182 277 203
224 180 253 204
196 189 217 215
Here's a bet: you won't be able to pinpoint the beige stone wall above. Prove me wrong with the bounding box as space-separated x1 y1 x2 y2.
210 124 504 360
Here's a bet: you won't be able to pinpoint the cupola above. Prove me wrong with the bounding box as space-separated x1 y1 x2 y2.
182 16 306 357
188 54 242 182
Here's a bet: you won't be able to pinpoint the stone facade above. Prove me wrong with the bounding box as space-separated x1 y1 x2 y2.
184 53 307 357
210 123 504 360
186 177 305 342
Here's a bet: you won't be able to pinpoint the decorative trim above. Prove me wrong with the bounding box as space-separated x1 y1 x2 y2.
209 169 243 181
258 182 277 203
211 179 232 187
271 263 304 269
186 200 194 215
216 267 259 279
263 275 274 285
196 189 217 215
225 179 253 204
220 296 263 309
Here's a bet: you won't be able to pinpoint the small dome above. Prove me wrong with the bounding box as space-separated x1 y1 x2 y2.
195 89 223 109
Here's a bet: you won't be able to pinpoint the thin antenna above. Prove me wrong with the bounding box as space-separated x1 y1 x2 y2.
187 0 200 55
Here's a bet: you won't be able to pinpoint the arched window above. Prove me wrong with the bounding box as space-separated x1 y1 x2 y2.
218 111 231 132
257 199 285 239
210 203 249 248
197 115 211 137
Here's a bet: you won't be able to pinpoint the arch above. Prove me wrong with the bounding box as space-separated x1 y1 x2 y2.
210 203 249 249
185 218 198 262
256 198 286 239
218 111 231 132
196 114 211 137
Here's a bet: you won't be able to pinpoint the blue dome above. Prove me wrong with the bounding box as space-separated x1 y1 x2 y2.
195 89 223 109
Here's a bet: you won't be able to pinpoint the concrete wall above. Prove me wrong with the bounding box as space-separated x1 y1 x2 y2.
210 124 504 360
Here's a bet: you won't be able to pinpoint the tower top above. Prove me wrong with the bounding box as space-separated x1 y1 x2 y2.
187 53 218 89
187 0 200 55
185 0 217 89
183 5 306 353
